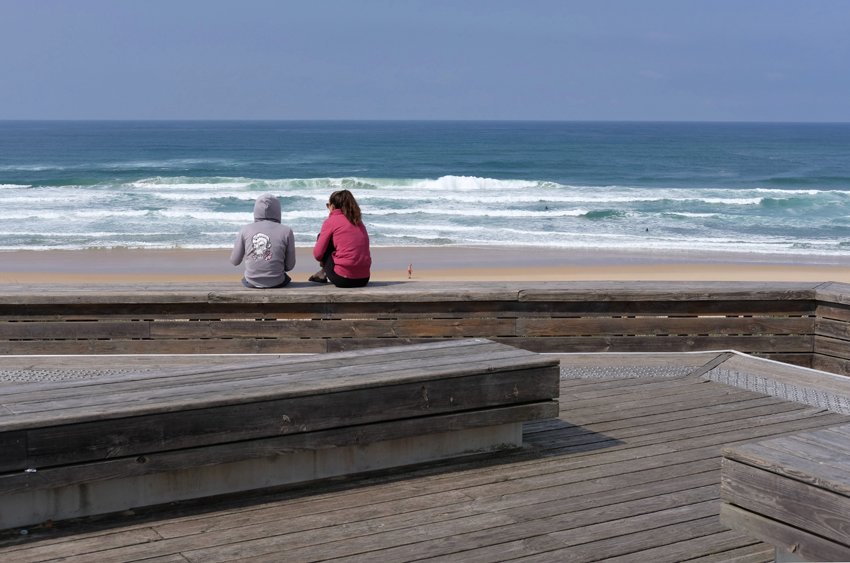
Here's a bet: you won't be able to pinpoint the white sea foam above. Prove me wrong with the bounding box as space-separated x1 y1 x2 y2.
407 175 539 192
664 212 719 218
1 173 847 255
156 210 250 222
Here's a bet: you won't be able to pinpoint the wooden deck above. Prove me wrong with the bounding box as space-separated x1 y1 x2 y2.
2 360 847 562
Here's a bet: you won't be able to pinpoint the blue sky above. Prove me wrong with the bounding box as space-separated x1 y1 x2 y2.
2 0 848 121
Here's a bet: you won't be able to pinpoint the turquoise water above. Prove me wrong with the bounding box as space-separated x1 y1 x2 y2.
1 120 849 255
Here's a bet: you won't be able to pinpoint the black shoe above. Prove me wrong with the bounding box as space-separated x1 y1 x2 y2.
308 270 328 283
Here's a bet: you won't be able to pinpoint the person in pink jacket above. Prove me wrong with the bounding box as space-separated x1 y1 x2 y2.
310 189 371 287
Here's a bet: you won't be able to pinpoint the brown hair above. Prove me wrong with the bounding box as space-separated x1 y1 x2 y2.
328 189 362 225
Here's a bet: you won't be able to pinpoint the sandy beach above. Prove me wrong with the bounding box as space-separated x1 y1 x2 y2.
1 246 849 284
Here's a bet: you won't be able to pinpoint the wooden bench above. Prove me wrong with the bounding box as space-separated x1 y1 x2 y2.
0 339 560 530
720 424 850 562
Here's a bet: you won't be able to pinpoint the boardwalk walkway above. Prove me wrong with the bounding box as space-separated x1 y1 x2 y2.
1 365 847 562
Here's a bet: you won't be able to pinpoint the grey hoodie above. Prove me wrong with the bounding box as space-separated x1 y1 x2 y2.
230 194 296 287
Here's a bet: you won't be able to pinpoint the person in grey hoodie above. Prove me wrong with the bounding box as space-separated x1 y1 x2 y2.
230 193 296 288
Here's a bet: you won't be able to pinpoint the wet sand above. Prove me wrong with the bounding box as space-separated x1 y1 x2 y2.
1 246 849 284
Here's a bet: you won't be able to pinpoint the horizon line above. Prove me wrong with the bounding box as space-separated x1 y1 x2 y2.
1 118 849 125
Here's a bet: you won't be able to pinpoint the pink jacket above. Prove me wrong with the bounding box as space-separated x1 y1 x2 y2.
313 209 371 279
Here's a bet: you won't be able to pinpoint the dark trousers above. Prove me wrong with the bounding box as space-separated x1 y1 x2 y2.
241 273 291 289
321 244 369 288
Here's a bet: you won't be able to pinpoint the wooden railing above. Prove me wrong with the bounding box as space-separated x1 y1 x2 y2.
1 281 849 375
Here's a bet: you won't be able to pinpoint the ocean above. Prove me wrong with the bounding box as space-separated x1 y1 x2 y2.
1 120 849 257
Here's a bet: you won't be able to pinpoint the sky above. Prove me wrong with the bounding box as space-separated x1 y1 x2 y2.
1 0 849 122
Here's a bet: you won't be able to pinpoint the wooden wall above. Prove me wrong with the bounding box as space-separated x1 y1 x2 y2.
0 281 846 374
814 282 850 375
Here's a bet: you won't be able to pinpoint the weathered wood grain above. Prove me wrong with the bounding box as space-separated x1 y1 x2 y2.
723 425 850 496
0 337 560 538
0 339 508 403
0 321 150 340
721 421 850 562
721 458 850 544
720 503 850 562
2 366 849 562
2 350 553 422
3 281 847 382
516 316 811 337
816 314 850 339
15 366 558 469
495 335 812 354
0 402 556 495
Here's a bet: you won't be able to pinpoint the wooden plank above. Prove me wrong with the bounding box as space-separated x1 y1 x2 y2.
533 402 812 454
0 402 556 495
0 280 820 303
0 431 25 473
149 454 720 544
517 316 812 337
14 368 558 468
2 348 550 419
303 489 723 563
0 339 516 401
496 470 720 524
815 316 850 340
784 427 850 460
583 403 811 444
720 503 850 562
820 424 850 453
555 375 704 397
0 338 330 355
755 352 811 368
174 494 722 562
0 528 168 560
0 311 327 322
0 343 552 422
510 509 725 563
564 376 717 401
817 302 850 321
5 352 553 427
598 530 764 563
813 353 850 377
723 428 850 496
0 343 523 408
815 335 850 361
148 318 519 339
684 544 773 563
0 297 817 320
556 378 765 413
526 397 787 436
543 411 849 460
721 458 850 545
568 396 793 433
517 281 818 301
494 335 813 354
815 282 850 306
0 321 150 340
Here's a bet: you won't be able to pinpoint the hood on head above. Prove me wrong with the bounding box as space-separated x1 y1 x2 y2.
254 193 281 223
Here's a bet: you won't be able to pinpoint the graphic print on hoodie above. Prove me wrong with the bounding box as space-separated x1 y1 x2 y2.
251 233 273 261
230 193 296 287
